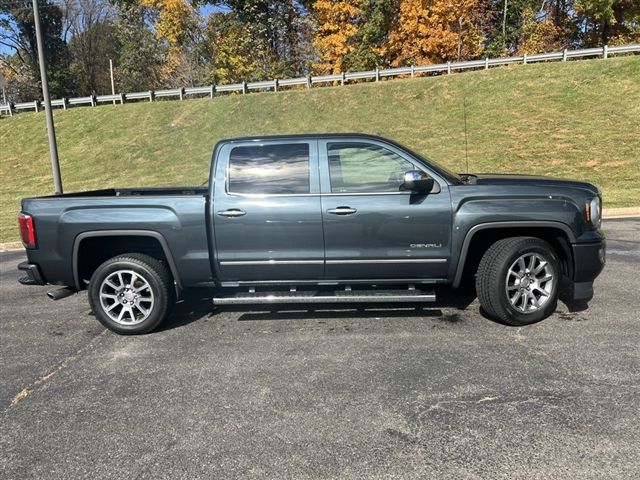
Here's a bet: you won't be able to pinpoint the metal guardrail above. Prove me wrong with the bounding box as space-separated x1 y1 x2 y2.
1 44 638 116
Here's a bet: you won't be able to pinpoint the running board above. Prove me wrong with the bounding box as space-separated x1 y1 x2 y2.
212 289 436 306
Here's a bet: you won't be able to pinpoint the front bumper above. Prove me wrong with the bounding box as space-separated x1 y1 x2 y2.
573 240 606 283
563 239 606 303
18 262 45 286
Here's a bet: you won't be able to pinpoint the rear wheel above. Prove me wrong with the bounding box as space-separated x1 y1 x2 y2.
476 237 560 326
88 253 174 334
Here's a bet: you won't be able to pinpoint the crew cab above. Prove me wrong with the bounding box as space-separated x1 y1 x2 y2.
17 134 606 334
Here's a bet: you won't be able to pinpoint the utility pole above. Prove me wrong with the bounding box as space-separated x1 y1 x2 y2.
33 0 63 195
109 59 116 105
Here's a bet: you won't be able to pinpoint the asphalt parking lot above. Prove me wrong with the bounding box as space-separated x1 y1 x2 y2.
1 218 639 479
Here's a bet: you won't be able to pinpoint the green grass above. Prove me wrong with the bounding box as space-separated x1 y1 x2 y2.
1 56 639 242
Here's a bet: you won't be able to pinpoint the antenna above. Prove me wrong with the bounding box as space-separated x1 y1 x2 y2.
463 96 469 174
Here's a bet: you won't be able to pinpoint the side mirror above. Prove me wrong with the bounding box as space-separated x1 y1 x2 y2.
401 170 434 193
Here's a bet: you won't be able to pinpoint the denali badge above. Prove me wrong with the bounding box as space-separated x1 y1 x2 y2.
410 243 442 248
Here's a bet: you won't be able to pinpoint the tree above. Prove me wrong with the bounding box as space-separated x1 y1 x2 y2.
141 0 195 45
575 0 640 45
312 0 361 74
204 10 260 83
60 0 119 95
203 1 310 83
0 0 75 101
343 0 397 71
483 0 576 56
114 2 165 91
108 0 207 87
516 5 571 54
222 1 312 78
384 0 487 67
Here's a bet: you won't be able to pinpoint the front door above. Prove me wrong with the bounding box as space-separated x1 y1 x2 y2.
319 139 452 280
212 139 324 281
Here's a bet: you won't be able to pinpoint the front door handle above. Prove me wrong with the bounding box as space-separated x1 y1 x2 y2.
327 206 357 215
217 208 247 218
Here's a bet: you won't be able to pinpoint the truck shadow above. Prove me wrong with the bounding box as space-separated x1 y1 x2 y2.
159 284 479 332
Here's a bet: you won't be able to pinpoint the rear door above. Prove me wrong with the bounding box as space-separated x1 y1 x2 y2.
319 138 452 280
211 139 324 281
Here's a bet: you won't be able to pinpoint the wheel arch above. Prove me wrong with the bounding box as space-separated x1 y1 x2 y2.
72 230 182 296
453 221 575 288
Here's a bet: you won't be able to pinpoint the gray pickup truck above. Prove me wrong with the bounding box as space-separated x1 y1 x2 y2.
18 134 605 334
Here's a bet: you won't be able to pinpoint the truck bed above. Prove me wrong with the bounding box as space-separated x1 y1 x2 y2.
21 188 211 289
27 186 209 199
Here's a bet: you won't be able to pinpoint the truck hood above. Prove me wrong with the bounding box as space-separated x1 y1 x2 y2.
472 173 600 196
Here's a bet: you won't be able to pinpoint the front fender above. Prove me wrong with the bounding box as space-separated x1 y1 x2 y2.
450 197 581 287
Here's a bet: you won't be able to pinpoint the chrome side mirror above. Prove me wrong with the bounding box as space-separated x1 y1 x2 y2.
401 170 434 193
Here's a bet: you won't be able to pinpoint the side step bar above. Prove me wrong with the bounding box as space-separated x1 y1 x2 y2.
213 289 436 306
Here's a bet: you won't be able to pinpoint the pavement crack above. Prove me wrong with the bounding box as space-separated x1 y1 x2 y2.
3 329 108 413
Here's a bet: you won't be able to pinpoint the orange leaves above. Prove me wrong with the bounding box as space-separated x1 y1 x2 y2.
312 0 361 74
385 0 484 67
313 0 486 74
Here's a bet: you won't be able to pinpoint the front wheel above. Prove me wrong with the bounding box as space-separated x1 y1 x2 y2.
88 253 175 334
476 237 560 326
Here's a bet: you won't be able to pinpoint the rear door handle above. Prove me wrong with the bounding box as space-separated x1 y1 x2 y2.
217 208 247 218
327 206 357 215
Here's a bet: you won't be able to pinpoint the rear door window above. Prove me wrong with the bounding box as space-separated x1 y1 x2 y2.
228 143 310 194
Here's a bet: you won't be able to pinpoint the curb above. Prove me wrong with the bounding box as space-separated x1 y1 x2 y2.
0 242 22 253
602 207 640 218
1 208 638 253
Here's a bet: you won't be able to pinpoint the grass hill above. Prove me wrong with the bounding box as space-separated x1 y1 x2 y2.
1 55 639 242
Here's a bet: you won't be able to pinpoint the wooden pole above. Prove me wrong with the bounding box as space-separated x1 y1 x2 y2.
110 59 116 105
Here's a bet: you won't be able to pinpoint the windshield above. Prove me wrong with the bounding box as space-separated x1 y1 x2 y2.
392 141 462 185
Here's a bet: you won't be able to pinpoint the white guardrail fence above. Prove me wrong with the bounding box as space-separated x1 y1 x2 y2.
1 43 638 117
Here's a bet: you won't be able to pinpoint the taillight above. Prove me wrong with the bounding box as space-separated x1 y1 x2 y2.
18 213 37 249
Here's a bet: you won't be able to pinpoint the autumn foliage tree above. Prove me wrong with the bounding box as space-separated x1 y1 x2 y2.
312 0 361 74
343 0 397 71
204 11 261 83
516 6 572 54
575 0 640 45
204 1 311 83
385 0 488 67
2 0 639 101
114 2 165 91
139 0 202 84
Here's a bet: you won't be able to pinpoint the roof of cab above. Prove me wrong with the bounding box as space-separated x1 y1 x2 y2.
217 133 392 144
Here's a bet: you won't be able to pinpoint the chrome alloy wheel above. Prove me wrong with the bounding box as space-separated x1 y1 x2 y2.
505 253 555 314
99 270 155 325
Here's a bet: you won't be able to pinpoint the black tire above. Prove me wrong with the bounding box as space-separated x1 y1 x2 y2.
88 253 175 335
476 237 560 326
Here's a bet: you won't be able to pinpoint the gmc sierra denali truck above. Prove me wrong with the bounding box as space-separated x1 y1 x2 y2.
17 134 605 334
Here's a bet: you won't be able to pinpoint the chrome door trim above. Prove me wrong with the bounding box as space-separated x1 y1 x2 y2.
219 259 324 266
220 258 447 266
326 258 447 264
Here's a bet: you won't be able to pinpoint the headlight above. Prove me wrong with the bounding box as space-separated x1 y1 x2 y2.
585 197 601 228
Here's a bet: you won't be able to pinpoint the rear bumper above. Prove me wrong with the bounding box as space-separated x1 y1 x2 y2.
18 262 45 286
